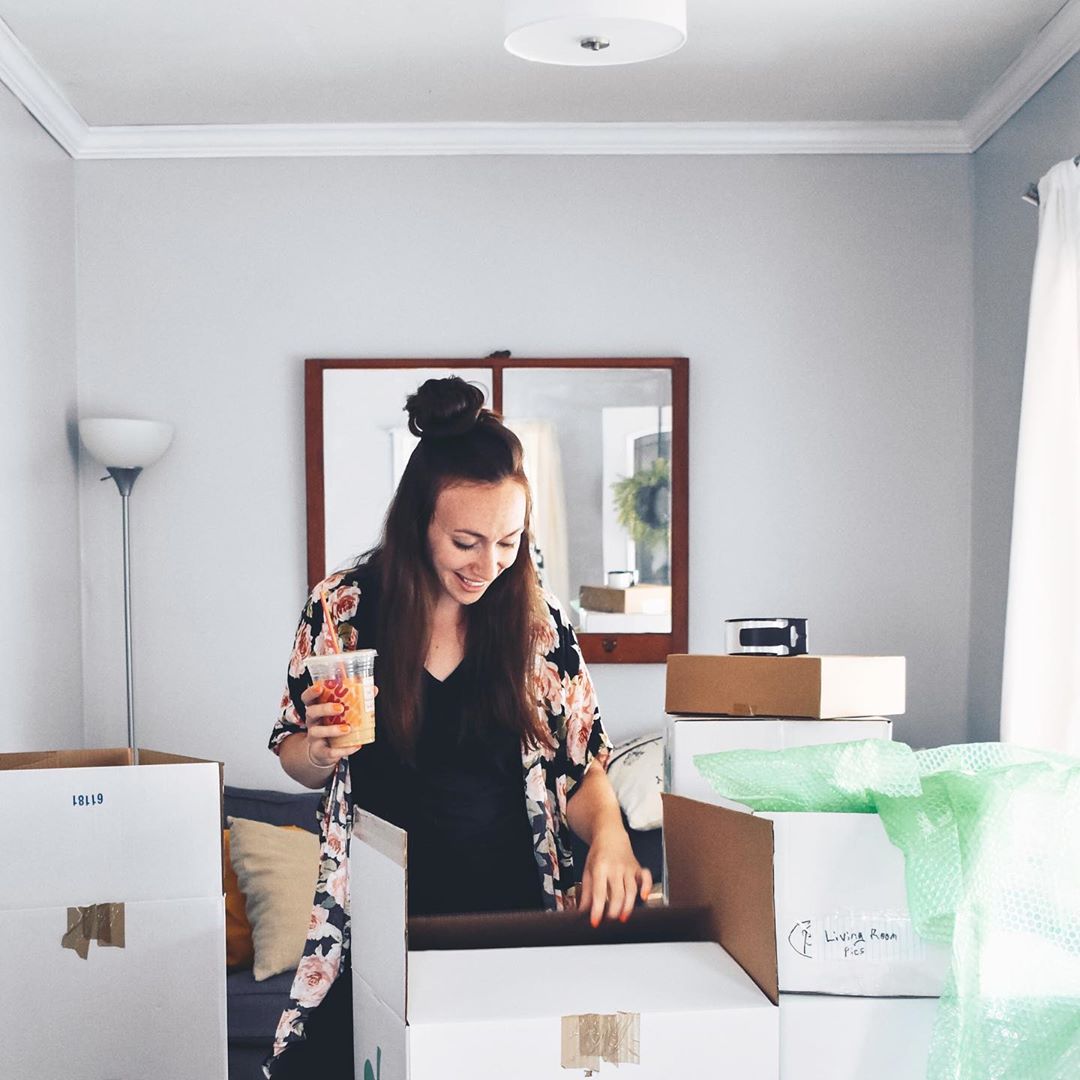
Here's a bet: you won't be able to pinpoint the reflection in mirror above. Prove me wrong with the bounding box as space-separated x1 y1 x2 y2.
502 369 672 635
308 357 687 663
321 367 493 573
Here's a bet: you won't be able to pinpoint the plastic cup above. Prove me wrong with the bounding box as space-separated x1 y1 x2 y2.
303 649 377 749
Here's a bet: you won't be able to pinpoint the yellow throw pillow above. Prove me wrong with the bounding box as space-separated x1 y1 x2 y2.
223 829 255 969
226 815 321 982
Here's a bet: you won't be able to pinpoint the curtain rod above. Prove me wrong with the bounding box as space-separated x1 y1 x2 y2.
1023 154 1080 206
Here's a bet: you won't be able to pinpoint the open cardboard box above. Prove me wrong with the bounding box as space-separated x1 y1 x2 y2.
350 795 780 1078
0 747 228 1079
663 766 950 998
665 655 906 718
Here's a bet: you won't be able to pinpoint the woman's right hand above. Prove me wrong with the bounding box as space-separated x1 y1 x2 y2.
300 682 377 769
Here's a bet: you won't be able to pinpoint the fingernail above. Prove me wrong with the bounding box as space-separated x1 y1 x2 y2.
340 725 350 732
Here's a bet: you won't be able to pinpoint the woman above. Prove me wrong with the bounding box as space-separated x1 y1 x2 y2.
266 376 651 1077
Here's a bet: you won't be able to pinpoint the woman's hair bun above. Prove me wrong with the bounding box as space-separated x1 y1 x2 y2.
406 376 486 440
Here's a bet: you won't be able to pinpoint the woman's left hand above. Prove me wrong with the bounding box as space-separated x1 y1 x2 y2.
578 826 654 928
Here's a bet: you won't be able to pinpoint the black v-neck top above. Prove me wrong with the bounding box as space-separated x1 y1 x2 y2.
346 568 542 917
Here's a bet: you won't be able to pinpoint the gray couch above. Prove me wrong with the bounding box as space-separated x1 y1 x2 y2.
224 785 322 1080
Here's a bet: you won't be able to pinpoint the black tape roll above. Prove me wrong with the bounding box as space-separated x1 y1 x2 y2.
725 618 808 656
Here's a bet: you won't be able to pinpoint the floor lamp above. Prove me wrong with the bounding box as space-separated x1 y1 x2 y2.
78 418 174 758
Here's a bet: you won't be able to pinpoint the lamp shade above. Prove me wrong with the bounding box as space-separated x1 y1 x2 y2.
505 0 686 66
78 418 174 469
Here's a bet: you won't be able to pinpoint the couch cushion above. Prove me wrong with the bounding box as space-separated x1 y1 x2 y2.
227 968 297 1042
227 815 322 981
224 785 322 832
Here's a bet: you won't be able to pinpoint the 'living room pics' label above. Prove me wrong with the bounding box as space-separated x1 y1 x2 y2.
786 915 927 962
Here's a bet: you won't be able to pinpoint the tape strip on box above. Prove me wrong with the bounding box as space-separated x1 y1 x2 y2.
560 1012 640 1070
61 902 126 959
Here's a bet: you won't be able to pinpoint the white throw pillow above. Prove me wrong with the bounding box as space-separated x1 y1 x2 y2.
606 734 663 832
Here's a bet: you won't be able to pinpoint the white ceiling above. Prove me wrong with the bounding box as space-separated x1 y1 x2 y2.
1 0 1078 157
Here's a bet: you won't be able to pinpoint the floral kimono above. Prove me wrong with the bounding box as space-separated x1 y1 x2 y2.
264 568 612 1073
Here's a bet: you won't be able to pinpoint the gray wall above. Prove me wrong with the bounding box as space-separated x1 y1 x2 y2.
968 54 1080 742
0 85 80 750
73 154 975 788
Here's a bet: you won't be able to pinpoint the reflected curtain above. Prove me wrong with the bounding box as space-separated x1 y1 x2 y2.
1001 158 1080 756
507 420 570 612
390 426 418 489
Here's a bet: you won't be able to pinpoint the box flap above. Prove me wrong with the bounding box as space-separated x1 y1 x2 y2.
662 793 778 1004
138 750 226 886
137 749 219 768
409 904 710 952
0 748 132 771
351 809 408 1021
0 761 223 910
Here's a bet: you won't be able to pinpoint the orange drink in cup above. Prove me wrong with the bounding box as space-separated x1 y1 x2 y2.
304 650 377 748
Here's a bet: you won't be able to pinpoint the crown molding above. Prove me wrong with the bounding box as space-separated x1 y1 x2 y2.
76 120 970 159
0 16 87 155
1 7 1076 161
963 0 1080 151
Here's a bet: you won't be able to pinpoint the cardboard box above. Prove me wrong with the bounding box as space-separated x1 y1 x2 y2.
0 748 228 1079
579 584 672 615
351 796 781 1079
664 745 946 996
665 655 906 718
664 717 893 805
765 812 949 996
779 994 937 1079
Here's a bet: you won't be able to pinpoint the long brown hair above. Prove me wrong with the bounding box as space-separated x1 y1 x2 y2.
366 376 550 761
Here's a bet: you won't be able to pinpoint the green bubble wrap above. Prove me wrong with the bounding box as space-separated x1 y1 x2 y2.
693 740 1080 1079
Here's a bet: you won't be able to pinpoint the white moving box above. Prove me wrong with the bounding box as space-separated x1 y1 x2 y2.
0 749 228 1080
765 811 949 996
664 717 893 804
350 797 782 1079
664 723 948 997
779 994 938 1079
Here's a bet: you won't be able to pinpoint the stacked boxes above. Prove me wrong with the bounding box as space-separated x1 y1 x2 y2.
664 654 945 1079
0 749 228 1080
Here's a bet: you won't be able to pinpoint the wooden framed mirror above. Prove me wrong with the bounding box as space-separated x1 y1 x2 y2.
305 357 688 663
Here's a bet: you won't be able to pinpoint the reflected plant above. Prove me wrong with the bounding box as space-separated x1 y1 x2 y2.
611 457 670 551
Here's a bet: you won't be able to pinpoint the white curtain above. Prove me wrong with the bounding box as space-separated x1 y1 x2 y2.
1001 158 1080 756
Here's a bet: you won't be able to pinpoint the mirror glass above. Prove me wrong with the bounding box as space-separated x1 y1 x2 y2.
321 367 493 573
502 368 673 635
308 358 686 662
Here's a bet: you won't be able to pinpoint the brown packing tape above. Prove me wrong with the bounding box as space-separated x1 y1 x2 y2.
560 1012 640 1071
62 903 126 959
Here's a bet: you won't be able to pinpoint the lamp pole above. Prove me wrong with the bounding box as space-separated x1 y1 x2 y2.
105 466 143 756
79 417 173 761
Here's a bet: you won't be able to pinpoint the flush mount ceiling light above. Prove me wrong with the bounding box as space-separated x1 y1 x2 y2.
505 0 686 66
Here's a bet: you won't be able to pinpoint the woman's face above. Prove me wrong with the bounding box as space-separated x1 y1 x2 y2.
427 479 527 606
